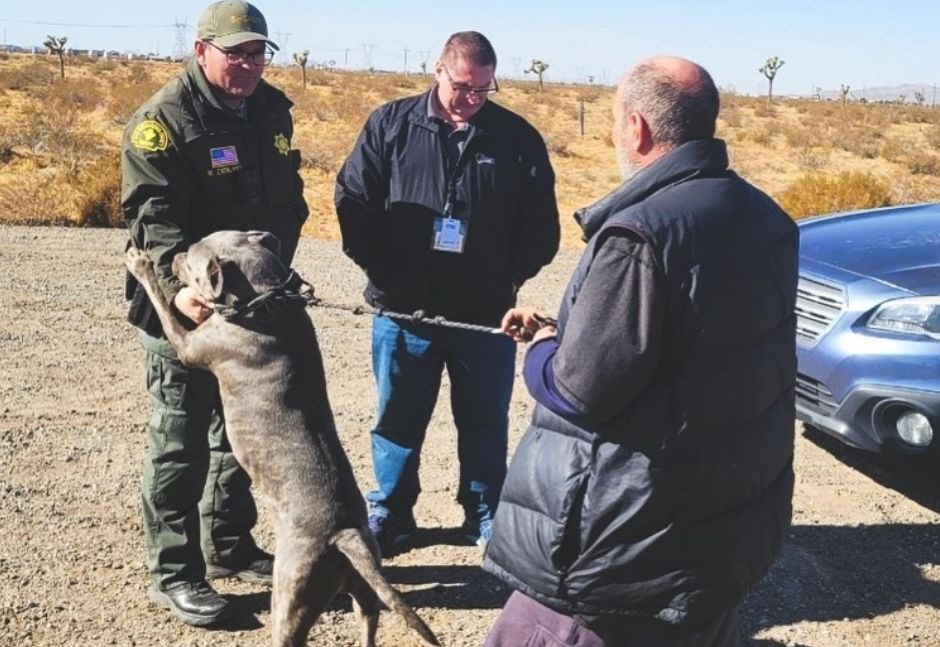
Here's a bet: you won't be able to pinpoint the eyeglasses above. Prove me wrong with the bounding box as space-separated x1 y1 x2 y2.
441 67 499 97
205 40 275 67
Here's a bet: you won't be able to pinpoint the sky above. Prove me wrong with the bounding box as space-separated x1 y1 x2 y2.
0 0 937 96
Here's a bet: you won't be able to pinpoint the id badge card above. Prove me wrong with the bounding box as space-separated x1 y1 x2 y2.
432 216 467 253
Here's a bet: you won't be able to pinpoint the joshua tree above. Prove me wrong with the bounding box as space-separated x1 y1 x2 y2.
840 84 851 106
524 59 549 92
293 50 309 89
44 35 68 79
758 56 785 104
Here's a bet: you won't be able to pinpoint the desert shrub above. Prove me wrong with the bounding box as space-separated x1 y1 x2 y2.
752 102 777 119
880 137 916 164
829 124 882 159
126 63 152 85
576 87 603 103
905 152 940 176
0 61 56 90
0 169 72 225
76 152 123 228
545 137 577 159
108 81 161 124
777 172 892 218
794 146 829 172
20 105 101 178
719 106 742 129
779 123 814 148
294 133 351 174
0 119 29 163
746 125 774 146
37 77 104 110
95 58 118 73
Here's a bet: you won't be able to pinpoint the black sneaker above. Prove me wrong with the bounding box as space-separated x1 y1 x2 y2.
368 512 417 558
206 549 274 586
148 580 232 627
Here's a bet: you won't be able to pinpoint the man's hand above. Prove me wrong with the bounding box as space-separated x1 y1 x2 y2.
173 286 213 324
502 306 557 343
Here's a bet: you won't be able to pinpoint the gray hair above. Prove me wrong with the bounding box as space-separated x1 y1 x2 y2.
441 31 497 69
619 63 719 147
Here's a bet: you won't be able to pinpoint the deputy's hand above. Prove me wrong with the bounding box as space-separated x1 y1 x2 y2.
502 306 550 343
173 286 213 324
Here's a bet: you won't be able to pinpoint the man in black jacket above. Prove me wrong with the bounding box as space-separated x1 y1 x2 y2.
485 57 798 646
335 31 559 556
122 0 307 627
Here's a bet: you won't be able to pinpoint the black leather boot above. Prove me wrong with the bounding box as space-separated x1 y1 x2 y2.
148 580 232 626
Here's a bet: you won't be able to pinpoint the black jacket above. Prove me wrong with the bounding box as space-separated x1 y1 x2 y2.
122 59 308 336
334 90 560 326
484 139 799 629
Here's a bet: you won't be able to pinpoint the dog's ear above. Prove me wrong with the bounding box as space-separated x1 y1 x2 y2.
205 256 224 299
247 231 282 258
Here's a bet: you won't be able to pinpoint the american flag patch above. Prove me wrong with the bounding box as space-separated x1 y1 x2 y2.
210 146 239 168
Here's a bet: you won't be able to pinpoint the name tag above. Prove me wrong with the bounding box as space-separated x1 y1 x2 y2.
432 216 467 253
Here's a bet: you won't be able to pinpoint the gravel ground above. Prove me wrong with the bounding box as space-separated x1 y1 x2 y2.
1 225 938 647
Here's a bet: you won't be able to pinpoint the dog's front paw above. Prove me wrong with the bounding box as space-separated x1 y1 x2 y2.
125 247 153 279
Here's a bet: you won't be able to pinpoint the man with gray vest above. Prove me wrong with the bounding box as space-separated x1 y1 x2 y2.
485 56 798 646
122 0 307 627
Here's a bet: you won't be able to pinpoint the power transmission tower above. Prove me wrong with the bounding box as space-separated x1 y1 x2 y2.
344 48 350 68
511 56 523 79
361 42 375 70
275 30 291 64
173 19 189 61
403 47 408 74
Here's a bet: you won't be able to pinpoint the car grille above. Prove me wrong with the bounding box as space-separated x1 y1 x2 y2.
796 373 838 416
796 276 845 345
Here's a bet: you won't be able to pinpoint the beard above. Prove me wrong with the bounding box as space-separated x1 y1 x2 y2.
616 143 641 181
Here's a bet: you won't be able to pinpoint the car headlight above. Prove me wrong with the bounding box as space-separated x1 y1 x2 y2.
866 296 940 339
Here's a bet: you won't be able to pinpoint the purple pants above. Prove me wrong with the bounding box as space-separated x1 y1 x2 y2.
485 591 741 647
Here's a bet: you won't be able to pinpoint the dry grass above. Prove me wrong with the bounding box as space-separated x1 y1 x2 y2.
3 54 940 246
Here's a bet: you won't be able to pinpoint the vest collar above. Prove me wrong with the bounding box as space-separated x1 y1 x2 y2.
576 139 730 241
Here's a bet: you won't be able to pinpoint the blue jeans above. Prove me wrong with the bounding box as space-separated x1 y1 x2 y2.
366 315 515 525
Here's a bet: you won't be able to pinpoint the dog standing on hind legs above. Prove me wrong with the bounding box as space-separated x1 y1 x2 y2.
125 230 438 647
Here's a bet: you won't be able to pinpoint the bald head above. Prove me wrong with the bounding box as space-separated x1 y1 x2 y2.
616 56 719 151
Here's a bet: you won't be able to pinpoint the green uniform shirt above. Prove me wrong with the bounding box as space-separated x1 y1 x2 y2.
122 58 308 336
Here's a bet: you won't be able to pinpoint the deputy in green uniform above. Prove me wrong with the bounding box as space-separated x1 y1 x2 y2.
121 0 308 627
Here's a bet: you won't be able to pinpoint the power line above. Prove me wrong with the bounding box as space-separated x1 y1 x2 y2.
0 18 175 29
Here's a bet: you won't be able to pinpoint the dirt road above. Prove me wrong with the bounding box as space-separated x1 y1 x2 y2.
1 226 937 646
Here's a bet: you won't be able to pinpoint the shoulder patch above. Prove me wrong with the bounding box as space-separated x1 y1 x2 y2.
130 120 170 152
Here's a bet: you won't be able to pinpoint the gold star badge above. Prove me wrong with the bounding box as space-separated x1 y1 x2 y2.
274 133 290 156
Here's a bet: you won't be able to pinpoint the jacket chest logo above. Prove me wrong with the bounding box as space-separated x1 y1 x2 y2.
210 146 239 168
274 133 290 156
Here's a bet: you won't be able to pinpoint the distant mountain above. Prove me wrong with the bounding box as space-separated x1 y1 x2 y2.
790 83 939 105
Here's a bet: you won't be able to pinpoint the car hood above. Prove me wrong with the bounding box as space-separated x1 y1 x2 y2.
799 203 940 294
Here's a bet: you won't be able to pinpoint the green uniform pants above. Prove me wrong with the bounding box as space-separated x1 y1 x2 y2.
139 332 259 587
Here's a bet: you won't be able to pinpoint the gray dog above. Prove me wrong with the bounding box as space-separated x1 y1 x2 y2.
125 230 438 647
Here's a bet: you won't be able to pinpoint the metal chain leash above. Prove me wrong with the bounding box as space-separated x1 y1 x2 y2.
212 270 557 335
305 296 508 335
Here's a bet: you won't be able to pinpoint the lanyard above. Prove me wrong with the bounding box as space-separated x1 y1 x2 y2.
441 124 472 218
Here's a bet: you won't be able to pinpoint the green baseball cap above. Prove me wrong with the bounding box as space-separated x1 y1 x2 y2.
197 0 279 51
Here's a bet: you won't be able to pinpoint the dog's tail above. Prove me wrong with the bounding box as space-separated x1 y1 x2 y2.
331 528 440 646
